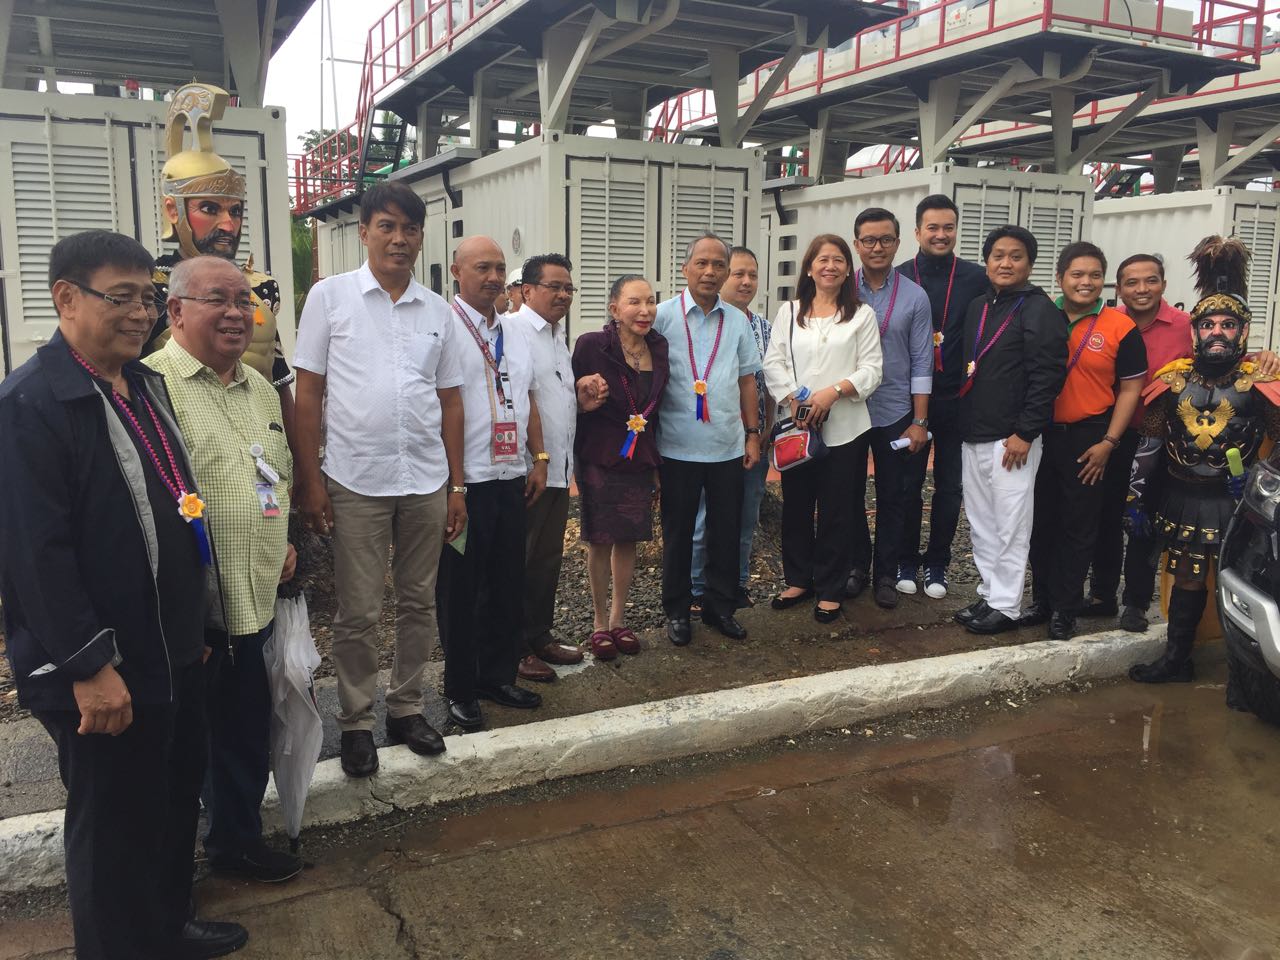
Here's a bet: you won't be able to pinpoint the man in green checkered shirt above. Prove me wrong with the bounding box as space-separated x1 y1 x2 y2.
145 256 301 885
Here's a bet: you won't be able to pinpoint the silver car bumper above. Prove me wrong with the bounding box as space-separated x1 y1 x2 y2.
1220 566 1280 678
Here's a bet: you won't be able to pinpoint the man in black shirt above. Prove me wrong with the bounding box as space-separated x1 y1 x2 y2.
0 231 248 960
896 195 990 600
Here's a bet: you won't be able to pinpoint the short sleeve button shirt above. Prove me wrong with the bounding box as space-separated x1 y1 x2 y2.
292 262 463 496
653 289 762 462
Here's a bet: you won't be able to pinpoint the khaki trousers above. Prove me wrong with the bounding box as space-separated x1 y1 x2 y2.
327 478 447 731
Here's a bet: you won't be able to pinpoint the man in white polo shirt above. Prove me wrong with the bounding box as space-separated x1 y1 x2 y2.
293 181 467 779
513 253 588 680
436 235 548 731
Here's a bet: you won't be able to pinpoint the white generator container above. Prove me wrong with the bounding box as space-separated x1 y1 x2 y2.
316 132 763 341
0 89 295 380
759 164 1093 319
1093 188 1280 352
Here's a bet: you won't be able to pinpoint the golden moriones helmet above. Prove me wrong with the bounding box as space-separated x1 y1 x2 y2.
160 83 247 259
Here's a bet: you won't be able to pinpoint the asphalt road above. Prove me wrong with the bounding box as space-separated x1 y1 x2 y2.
4 653 1277 960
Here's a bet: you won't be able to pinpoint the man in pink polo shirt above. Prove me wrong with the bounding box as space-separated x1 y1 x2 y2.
1087 253 1277 631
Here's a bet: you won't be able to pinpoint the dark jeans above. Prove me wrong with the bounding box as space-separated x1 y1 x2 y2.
203 623 273 859
523 487 571 654
850 413 914 583
437 477 526 700
902 398 963 570
34 660 206 960
660 456 745 619
780 440 861 602
1029 418 1111 613
1090 427 1158 611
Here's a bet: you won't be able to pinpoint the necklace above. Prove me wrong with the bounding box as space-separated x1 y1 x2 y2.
620 335 648 369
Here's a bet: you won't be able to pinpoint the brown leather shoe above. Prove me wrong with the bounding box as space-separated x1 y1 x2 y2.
517 654 555 683
537 641 584 665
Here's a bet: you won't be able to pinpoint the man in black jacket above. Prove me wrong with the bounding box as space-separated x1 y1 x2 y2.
0 231 247 960
954 225 1068 635
896 194 990 600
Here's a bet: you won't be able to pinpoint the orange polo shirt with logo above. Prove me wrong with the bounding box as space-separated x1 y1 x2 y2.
1052 302 1148 424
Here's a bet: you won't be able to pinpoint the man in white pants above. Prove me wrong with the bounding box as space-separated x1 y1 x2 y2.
954 225 1067 635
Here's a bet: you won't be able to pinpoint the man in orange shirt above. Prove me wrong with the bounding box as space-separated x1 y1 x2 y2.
1024 242 1147 640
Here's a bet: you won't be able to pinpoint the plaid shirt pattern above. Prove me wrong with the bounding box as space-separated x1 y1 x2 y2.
145 340 292 635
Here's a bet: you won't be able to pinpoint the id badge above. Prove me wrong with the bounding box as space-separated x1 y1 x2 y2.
491 421 519 463
256 482 282 518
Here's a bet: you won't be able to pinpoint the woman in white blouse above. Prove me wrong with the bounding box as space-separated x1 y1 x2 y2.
763 233 883 623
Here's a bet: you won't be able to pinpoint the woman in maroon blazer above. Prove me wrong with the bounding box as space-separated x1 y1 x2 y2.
571 275 670 660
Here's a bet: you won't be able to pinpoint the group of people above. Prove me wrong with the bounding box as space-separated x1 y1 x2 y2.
3 82 1280 960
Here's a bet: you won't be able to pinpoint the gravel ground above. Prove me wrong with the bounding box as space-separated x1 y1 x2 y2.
0 474 975 723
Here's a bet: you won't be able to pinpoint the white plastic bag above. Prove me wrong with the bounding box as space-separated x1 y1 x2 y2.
263 594 324 847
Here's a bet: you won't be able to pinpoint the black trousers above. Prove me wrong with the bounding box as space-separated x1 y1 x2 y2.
780 440 862 602
902 397 964 569
660 456 744 619
850 413 914 584
523 486 571 654
1029 418 1111 613
1089 427 1159 611
203 623 272 859
34 660 207 960
437 477 526 701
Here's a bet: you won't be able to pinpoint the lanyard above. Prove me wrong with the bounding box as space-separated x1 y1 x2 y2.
858 270 901 337
68 347 210 563
914 255 956 370
958 295 1026 397
617 353 660 460
681 291 725 422
453 297 511 411
1066 310 1102 375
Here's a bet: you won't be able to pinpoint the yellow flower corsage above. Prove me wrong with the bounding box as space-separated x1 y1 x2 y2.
627 414 648 433
178 492 205 520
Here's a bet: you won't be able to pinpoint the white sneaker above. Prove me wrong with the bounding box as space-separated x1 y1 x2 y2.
895 564 918 595
924 567 948 599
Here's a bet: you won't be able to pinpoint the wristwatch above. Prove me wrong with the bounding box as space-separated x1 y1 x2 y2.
833 383 844 397
912 418 929 428
533 452 551 463
448 484 467 495
745 426 763 436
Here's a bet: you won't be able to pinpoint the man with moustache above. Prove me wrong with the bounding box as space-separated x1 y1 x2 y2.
654 234 763 646
294 181 467 777
145 256 301 883
514 253 591 680
691 246 771 611
436 235 548 729
896 195 989 599
145 83 296 434
0 231 247 958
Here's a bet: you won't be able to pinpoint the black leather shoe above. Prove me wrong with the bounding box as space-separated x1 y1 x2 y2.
844 568 869 599
1047 611 1076 641
1079 597 1119 618
954 599 990 625
180 918 248 959
447 699 483 730
666 617 692 646
1120 606 1149 632
701 609 748 639
965 608 1019 635
873 579 899 609
339 729 378 778
771 588 814 610
814 604 841 624
386 713 446 756
476 683 542 709
208 839 302 884
1018 600 1051 628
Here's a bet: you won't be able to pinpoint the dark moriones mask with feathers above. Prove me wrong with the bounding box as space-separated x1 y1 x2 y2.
1187 235 1251 376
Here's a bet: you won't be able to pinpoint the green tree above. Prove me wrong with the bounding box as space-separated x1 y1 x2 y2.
291 216 316 315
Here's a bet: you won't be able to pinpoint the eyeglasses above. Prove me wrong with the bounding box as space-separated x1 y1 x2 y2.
179 294 256 313
856 236 899 249
1196 317 1240 333
530 282 577 296
67 279 160 317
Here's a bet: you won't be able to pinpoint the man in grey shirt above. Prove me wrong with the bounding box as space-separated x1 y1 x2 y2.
847 207 934 609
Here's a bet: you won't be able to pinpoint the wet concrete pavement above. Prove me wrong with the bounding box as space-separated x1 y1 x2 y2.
5 649 1277 960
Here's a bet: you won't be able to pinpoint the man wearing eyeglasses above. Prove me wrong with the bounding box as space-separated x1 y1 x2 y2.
144 256 301 886
512 254 594 680
145 83 296 443
847 208 935 611
0 231 248 958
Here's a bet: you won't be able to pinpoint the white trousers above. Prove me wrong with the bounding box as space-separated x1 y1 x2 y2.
961 437 1042 619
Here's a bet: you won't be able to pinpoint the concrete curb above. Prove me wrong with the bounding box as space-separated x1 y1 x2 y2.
0 626 1165 892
